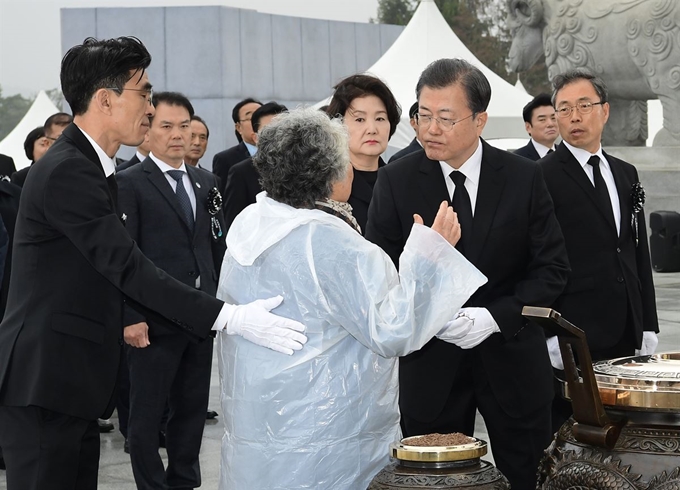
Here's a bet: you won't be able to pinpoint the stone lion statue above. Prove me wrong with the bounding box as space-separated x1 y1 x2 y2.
507 0 680 147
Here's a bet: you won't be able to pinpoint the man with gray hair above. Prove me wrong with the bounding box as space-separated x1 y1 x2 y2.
366 58 569 489
539 69 658 431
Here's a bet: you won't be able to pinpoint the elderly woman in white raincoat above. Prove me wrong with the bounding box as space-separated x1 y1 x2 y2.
217 107 487 490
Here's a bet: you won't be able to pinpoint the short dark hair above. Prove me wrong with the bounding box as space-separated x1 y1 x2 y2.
251 102 288 134
150 92 194 125
551 69 608 107
522 93 553 123
326 74 402 139
191 115 209 139
408 101 419 119
60 37 152 116
24 126 45 161
416 59 491 115
44 112 73 134
231 97 262 142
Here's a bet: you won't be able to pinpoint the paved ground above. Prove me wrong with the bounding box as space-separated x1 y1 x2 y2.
1 272 679 489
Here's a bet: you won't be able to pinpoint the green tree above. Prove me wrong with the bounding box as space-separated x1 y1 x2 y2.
0 86 34 141
374 0 416 25
46 88 64 111
375 0 551 96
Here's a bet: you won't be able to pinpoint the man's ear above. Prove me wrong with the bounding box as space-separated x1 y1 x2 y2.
93 88 114 115
253 132 259 145
525 121 532 136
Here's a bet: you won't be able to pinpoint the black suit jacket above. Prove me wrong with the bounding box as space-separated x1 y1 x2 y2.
0 124 223 421
0 181 21 319
365 139 569 420
223 157 261 233
213 142 250 192
388 138 423 163
513 140 541 161
0 154 16 178
116 153 141 172
10 164 31 188
539 143 658 352
116 158 227 336
348 158 385 233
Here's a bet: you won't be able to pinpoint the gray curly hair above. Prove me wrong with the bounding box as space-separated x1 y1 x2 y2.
253 107 350 208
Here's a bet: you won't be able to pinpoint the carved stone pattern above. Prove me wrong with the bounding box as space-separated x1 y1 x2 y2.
368 463 510 489
616 427 680 455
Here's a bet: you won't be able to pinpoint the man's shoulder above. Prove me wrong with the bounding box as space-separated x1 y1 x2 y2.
215 143 245 160
189 164 219 186
382 150 425 175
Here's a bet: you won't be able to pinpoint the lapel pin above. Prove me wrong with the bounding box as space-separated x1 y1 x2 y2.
121 213 127 222
196 182 201 189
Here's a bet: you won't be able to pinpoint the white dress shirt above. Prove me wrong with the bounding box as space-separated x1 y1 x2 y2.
531 139 556 159
438 138 483 214
149 152 197 219
562 141 621 236
78 126 116 177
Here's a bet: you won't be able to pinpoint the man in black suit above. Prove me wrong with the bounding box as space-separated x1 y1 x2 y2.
514 93 558 161
0 37 305 490
223 101 287 232
388 102 422 163
0 154 16 179
539 70 659 430
117 92 227 489
212 97 261 188
116 131 150 172
365 58 569 490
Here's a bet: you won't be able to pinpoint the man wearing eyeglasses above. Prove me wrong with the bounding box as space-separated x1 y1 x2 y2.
0 37 306 489
366 58 569 490
212 98 262 192
539 70 659 432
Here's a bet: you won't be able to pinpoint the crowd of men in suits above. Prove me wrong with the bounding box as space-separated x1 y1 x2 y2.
0 36 659 490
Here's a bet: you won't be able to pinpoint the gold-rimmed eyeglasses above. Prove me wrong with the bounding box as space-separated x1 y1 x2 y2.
415 113 475 131
106 87 154 103
556 101 604 118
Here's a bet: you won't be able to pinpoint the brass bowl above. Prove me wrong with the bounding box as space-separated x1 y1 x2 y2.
391 435 487 464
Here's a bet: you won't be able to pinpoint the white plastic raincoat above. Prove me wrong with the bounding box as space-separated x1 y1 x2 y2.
217 194 486 490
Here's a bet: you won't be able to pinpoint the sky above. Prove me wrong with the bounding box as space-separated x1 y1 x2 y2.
0 0 380 97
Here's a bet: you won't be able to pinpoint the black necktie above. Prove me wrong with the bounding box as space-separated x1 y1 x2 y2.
586 156 615 228
167 170 195 230
106 175 118 209
449 171 473 255
547 149 554 154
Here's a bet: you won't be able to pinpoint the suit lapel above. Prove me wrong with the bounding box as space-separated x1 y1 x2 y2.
418 154 451 213
143 158 194 238
558 143 617 234
64 124 116 208
606 151 631 240
467 142 506 265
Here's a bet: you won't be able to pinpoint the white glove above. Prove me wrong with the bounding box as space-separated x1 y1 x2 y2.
437 308 499 349
225 296 307 355
546 336 564 370
635 331 659 356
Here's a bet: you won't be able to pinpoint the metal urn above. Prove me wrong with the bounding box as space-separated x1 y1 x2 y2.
368 436 509 489
523 307 680 490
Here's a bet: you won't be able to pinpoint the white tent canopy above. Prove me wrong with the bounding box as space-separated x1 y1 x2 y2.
319 0 532 150
0 91 61 170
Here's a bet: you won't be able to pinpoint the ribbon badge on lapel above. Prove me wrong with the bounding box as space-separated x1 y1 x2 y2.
207 187 223 240
631 182 645 247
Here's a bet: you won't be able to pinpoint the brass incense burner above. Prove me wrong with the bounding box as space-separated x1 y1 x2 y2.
523 307 680 490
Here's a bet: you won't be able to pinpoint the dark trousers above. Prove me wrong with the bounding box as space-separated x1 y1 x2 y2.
127 333 213 490
0 405 100 490
401 351 552 490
